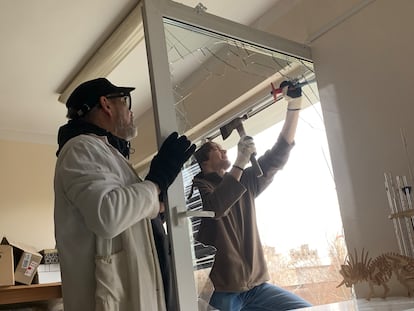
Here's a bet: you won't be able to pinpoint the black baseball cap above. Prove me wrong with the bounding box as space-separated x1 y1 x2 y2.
66 78 135 119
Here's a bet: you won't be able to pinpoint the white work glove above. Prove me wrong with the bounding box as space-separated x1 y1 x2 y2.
234 135 256 169
280 80 302 110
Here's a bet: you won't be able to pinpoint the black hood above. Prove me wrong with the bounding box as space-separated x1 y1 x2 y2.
56 119 130 158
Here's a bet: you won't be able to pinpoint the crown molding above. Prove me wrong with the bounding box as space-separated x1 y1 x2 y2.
58 2 144 104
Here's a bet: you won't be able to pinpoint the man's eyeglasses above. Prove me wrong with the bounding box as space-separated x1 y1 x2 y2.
105 93 132 110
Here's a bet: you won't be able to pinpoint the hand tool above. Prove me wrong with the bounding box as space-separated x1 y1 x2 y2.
270 78 316 97
220 115 263 177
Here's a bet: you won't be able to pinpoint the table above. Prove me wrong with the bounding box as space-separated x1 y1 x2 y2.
0 283 61 305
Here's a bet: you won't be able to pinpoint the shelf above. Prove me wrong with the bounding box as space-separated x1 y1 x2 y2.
299 297 414 311
0 282 62 305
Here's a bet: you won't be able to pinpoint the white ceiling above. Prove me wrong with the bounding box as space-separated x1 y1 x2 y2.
0 0 284 146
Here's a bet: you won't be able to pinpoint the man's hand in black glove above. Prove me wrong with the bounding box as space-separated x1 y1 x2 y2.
145 132 196 194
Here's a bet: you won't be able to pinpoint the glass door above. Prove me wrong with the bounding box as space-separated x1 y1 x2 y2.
141 1 314 309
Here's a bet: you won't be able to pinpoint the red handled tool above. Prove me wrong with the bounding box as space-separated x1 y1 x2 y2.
270 78 316 97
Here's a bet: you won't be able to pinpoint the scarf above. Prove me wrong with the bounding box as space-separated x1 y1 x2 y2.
56 119 130 158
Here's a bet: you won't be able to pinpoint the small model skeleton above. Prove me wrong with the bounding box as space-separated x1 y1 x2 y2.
337 249 414 300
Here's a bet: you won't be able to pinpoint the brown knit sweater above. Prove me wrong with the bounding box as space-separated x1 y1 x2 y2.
192 136 294 292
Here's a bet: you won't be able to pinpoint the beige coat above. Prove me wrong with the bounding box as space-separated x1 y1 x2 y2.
54 134 166 311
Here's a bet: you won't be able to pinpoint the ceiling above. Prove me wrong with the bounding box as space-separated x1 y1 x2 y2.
0 0 289 146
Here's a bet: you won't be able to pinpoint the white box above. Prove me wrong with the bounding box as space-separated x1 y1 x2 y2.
37 264 61 284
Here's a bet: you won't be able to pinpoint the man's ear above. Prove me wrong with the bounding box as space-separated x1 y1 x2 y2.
98 96 113 116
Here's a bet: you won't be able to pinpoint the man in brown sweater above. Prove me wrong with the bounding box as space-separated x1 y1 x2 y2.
191 81 312 310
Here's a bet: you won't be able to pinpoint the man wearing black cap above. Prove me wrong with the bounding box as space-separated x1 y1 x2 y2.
54 78 195 310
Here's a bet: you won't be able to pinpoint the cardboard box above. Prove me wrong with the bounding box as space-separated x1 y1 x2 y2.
37 263 61 284
1 237 42 285
0 244 14 286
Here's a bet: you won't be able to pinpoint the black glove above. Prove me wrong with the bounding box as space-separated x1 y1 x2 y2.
146 132 196 194
280 80 302 110
279 80 302 98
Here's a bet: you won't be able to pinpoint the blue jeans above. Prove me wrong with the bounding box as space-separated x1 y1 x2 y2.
209 283 311 311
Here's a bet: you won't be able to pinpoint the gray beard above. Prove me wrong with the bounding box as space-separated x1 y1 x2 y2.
123 125 138 141
115 119 138 141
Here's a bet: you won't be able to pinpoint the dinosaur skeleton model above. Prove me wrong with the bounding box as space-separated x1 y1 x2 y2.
337 249 414 300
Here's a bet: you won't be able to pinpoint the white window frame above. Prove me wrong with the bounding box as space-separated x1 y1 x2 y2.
141 1 312 309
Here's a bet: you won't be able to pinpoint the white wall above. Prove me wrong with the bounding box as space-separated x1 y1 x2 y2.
0 140 57 250
261 0 414 297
